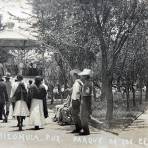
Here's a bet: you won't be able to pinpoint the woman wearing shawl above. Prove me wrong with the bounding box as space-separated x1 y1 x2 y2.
28 76 48 130
12 74 29 131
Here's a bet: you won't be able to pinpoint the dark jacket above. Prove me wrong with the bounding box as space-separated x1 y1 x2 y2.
82 81 93 97
28 84 48 118
81 81 93 117
0 79 8 104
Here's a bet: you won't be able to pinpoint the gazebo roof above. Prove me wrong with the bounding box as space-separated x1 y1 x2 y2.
0 29 39 48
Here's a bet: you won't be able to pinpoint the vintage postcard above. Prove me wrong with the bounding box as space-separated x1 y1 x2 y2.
0 0 147 148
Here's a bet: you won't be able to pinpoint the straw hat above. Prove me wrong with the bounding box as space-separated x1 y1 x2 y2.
78 69 93 77
70 69 81 76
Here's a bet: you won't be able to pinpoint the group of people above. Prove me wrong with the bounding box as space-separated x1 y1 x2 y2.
54 68 93 135
69 68 93 136
0 74 48 131
0 67 93 135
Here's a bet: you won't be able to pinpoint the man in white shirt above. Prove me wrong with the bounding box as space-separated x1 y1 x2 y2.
70 69 83 133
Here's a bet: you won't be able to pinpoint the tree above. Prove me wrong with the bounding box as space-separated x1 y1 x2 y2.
31 0 97 69
77 0 146 122
31 0 147 123
114 17 147 108
0 16 10 63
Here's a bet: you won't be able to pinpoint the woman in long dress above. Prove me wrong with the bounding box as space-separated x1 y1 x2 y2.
13 75 29 131
28 76 48 130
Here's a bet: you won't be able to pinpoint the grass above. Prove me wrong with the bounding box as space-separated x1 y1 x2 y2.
91 91 148 129
47 91 148 130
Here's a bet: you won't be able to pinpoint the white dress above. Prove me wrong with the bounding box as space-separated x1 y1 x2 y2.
12 81 29 117
29 99 45 127
13 100 29 117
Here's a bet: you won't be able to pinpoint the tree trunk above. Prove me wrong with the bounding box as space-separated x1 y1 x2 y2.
139 79 143 105
100 82 106 100
50 85 54 105
106 77 113 122
117 77 121 92
126 86 130 111
145 81 148 101
132 86 136 107
139 87 142 105
101 54 108 101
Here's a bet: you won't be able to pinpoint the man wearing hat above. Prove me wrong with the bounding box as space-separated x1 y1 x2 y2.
70 69 83 133
0 74 9 120
79 69 93 135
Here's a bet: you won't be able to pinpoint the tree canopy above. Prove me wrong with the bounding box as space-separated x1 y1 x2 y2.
29 0 148 122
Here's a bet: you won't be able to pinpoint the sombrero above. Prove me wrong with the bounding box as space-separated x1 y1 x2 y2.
78 69 93 77
70 69 81 76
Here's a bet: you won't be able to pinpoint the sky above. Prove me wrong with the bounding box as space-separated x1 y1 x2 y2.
0 0 32 22
0 0 37 37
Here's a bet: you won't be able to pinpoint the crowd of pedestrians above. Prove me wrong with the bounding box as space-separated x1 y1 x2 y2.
0 68 93 135
0 74 48 131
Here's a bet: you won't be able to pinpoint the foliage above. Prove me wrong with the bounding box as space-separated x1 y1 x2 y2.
0 48 10 63
0 17 10 63
30 0 147 121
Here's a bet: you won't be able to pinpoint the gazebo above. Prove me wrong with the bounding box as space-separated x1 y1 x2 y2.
0 25 40 75
0 29 39 48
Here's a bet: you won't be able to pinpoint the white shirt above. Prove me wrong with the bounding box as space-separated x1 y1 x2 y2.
71 79 83 101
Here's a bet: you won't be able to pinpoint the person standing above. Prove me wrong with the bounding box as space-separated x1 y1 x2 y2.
19 62 24 75
0 74 8 121
3 73 12 122
70 69 83 133
4 73 12 98
10 78 19 111
41 78 49 120
41 78 48 91
79 69 93 135
13 75 29 131
28 76 48 130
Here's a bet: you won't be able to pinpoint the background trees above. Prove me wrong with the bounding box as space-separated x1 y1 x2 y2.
0 15 10 63
29 0 147 123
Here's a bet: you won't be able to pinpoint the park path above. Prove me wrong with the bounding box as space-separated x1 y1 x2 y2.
0 108 145 148
119 108 148 148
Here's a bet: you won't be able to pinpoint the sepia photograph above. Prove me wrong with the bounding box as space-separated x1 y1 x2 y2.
0 0 148 148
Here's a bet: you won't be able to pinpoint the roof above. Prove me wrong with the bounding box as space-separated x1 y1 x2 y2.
0 29 39 48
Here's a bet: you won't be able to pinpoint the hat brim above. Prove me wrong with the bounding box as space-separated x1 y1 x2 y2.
78 71 93 77
78 73 90 76
70 69 81 76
